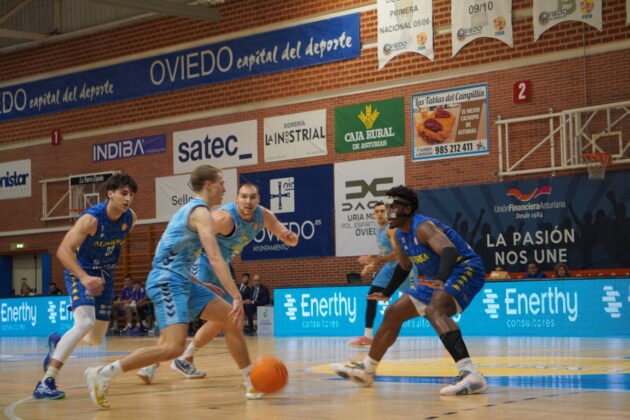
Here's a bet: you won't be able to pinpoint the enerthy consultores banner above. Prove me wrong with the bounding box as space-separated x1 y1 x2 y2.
0 14 360 122
417 170 630 272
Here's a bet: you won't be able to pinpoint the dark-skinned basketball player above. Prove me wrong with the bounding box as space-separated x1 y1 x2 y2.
332 185 488 395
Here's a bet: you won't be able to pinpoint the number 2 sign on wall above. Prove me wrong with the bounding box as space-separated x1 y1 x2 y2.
513 80 532 103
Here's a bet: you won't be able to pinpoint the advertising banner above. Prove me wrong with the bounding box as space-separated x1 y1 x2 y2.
334 156 405 256
173 120 257 173
451 0 513 56
274 278 630 337
335 98 405 153
377 0 433 69
240 165 335 260
0 296 73 337
264 109 327 162
0 159 31 200
411 84 489 161
0 14 360 122
155 168 237 221
418 170 630 271
92 134 166 162
533 0 602 41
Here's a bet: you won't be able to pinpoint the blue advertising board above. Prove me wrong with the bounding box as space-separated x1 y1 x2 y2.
274 278 630 337
0 296 74 337
0 14 360 122
240 164 335 260
418 170 630 272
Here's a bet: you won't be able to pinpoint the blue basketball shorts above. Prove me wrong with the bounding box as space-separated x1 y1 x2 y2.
406 261 486 312
64 269 114 321
191 256 233 304
147 268 218 329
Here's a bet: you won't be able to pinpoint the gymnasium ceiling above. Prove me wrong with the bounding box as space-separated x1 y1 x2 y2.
0 0 225 55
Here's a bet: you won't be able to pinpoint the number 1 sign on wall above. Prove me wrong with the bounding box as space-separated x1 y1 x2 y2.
513 80 532 103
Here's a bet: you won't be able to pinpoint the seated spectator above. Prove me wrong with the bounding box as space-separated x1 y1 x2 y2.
138 293 155 333
238 272 251 300
111 275 133 332
243 274 270 333
553 263 571 278
124 279 147 332
47 282 64 296
524 262 547 279
20 283 35 296
489 265 511 280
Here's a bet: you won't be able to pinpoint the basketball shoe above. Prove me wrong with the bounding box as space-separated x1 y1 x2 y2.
43 332 61 372
85 366 111 409
137 364 158 384
439 370 488 395
171 358 207 379
32 377 65 400
348 336 372 348
330 361 375 387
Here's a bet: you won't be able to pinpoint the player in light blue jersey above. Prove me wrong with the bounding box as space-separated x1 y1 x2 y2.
84 166 270 410
137 182 298 382
349 202 417 348
33 173 137 400
333 185 488 396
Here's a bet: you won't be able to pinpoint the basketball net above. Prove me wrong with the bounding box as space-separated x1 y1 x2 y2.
582 153 612 179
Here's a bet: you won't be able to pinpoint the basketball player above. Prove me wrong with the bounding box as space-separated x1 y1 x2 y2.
349 202 417 348
332 185 488 395
33 173 137 400
137 182 298 382
85 166 265 409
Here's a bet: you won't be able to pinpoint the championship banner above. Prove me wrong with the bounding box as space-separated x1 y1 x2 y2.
377 0 433 69
0 159 31 200
418 170 630 272
0 14 360 123
240 165 334 260
173 120 257 174
533 0 602 41
335 97 405 154
263 109 327 162
412 84 489 161
451 0 513 56
155 168 237 221
334 156 405 257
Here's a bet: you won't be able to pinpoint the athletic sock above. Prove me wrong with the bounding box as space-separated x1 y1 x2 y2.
99 360 122 379
362 356 379 374
241 365 254 388
364 328 373 339
182 342 199 360
439 330 476 373
42 366 59 381
456 357 477 374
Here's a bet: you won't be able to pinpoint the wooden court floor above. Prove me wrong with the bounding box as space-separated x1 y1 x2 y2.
1 335 629 419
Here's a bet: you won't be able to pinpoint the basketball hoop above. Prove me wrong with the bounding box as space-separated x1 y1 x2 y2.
581 153 612 179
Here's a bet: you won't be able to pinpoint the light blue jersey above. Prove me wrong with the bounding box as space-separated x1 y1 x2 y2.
372 223 417 289
191 202 264 303
147 198 217 328
64 201 133 321
397 214 485 311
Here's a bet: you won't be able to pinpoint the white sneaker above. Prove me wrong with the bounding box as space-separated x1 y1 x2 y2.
246 386 265 399
440 371 488 395
85 366 111 409
330 362 375 387
170 359 206 379
137 364 158 384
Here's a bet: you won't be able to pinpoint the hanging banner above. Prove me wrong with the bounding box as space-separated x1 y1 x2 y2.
240 165 335 260
173 120 257 174
411 84 489 161
533 0 602 41
451 0 513 56
377 0 433 69
334 156 405 257
0 14 360 123
0 159 31 200
335 97 405 154
155 168 237 221
264 109 327 162
417 170 630 272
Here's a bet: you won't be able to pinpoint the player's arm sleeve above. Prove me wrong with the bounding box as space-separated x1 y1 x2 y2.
382 264 411 297
435 246 459 281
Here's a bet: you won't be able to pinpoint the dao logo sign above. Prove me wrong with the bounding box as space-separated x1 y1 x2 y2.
173 121 258 174
284 294 298 320
506 186 552 202
482 288 500 319
602 285 622 319
342 177 393 211
269 177 295 214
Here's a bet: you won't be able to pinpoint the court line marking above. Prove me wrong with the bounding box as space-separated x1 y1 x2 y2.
4 384 86 420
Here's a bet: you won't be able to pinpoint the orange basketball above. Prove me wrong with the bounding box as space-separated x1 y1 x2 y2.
250 356 288 394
